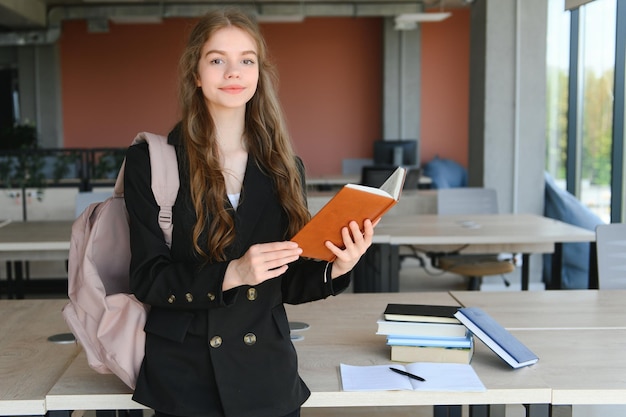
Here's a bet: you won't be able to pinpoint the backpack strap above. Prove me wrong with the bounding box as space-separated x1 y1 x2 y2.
114 132 179 248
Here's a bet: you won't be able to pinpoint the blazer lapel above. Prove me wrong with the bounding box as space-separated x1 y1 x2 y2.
230 158 274 256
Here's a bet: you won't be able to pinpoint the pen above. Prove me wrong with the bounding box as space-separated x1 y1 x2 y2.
389 367 426 382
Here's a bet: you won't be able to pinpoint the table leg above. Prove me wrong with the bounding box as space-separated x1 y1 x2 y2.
353 244 384 292
353 243 399 293
14 260 25 299
521 254 530 291
3 261 10 299
588 241 598 289
434 405 462 417
389 245 400 292
549 405 572 417
6 261 16 299
378 244 390 292
469 404 505 417
524 403 549 417
46 411 71 417
550 243 563 290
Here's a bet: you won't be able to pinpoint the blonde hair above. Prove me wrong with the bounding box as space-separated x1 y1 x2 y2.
178 8 310 262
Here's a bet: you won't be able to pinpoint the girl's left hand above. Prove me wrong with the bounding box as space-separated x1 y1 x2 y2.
325 218 378 278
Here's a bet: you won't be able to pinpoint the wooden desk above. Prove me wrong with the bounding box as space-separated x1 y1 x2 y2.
0 220 73 298
306 174 360 188
368 214 596 291
0 299 80 416
306 174 432 191
451 289 626 330
0 220 72 261
287 293 550 410
512 328 626 417
46 292 551 417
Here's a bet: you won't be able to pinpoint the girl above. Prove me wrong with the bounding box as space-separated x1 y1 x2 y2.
124 8 375 417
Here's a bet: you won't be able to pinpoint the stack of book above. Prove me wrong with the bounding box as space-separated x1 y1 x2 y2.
376 304 474 364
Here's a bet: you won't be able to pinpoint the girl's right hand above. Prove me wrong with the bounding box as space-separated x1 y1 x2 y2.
224 241 302 290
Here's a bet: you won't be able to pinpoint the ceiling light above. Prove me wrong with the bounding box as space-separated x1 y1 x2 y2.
394 12 451 30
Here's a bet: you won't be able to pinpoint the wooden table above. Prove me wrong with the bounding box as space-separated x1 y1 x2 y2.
0 221 72 261
510 328 626 417
450 289 626 330
0 220 73 298
306 174 432 191
0 299 80 416
363 214 596 291
46 292 552 417
0 290 615 417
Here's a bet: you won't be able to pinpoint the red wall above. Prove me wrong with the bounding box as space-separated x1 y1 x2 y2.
261 19 383 175
59 12 469 174
421 9 471 167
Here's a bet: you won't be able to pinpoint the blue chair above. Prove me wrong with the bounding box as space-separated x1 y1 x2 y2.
543 172 605 289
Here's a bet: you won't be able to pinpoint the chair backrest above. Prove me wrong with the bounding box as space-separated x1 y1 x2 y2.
595 223 626 289
342 158 373 175
437 187 498 215
361 165 420 190
75 191 113 218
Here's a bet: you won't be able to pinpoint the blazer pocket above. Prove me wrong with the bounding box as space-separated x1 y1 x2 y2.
144 307 194 343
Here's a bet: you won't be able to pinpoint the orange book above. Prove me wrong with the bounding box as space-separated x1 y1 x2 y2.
292 167 407 261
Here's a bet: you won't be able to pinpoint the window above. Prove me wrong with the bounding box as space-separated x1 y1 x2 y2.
546 0 618 223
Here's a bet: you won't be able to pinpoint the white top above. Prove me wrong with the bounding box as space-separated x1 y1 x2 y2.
228 193 240 209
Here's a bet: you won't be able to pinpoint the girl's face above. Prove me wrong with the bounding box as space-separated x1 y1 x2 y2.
196 26 259 113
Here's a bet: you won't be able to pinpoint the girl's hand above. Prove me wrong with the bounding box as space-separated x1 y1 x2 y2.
325 219 377 278
224 241 302 290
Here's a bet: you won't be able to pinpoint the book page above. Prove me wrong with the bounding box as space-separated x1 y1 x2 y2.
339 363 486 392
344 183 392 198
405 363 486 391
343 167 407 200
340 364 412 391
379 167 407 200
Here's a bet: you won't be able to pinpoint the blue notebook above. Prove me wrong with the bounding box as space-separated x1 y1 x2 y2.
454 307 539 368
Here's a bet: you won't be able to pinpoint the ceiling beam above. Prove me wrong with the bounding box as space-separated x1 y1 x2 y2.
0 0 46 29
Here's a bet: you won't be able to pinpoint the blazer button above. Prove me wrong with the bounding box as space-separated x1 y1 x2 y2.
167 294 176 304
207 292 216 301
210 336 222 348
243 332 257 346
185 292 193 302
247 287 257 301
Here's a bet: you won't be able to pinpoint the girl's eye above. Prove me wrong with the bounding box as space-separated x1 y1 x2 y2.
210 58 224 65
243 59 255 65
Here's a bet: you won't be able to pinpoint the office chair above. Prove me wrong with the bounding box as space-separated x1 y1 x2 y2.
428 188 515 290
595 223 626 289
360 165 421 190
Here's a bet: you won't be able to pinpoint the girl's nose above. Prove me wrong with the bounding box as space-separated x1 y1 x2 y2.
225 64 241 79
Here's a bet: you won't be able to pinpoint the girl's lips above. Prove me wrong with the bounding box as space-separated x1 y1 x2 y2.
221 86 245 94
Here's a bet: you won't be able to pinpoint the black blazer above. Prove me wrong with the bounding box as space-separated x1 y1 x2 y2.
124 129 350 417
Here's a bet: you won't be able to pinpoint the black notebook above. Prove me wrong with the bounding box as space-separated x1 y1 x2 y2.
383 304 461 324
454 307 539 369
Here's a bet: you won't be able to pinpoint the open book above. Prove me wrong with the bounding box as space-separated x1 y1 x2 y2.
292 166 407 261
339 363 486 392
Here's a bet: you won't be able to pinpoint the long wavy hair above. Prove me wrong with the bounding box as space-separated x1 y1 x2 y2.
178 8 310 262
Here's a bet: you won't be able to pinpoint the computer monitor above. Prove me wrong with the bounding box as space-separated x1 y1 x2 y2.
373 140 418 166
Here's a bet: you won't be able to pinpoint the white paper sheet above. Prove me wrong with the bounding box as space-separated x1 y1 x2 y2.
340 362 486 392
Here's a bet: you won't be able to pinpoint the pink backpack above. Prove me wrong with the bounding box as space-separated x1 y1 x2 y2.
62 132 179 389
